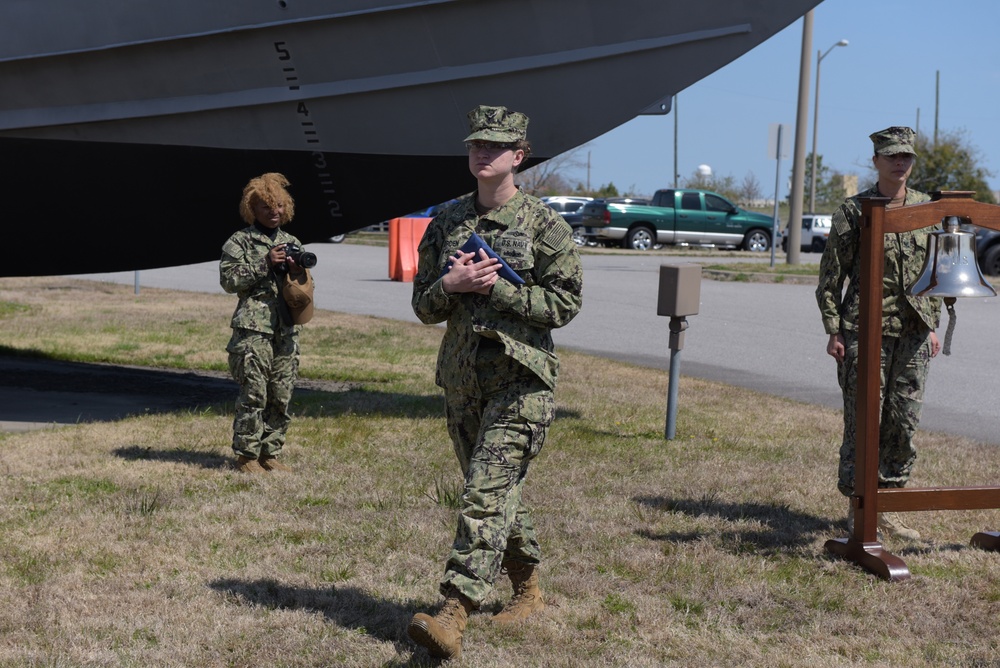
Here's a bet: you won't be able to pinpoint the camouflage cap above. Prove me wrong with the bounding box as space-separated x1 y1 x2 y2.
870 126 917 156
464 105 529 143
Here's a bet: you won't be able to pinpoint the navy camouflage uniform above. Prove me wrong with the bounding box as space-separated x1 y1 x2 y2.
816 185 941 496
412 189 583 605
220 224 302 459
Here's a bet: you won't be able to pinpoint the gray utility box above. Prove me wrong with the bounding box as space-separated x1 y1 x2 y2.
657 264 701 317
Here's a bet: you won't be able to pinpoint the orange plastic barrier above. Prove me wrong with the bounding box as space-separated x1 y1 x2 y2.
388 217 432 282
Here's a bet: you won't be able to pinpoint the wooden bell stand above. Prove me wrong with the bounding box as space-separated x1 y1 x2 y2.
824 191 1000 581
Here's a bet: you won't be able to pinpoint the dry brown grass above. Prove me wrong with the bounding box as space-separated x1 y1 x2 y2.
0 278 998 667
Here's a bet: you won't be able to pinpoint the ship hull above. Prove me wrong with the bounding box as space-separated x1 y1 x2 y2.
1 0 820 275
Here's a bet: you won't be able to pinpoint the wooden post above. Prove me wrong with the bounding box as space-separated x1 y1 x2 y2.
825 192 1000 580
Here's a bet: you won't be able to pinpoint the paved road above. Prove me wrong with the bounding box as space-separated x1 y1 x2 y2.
70 242 1000 446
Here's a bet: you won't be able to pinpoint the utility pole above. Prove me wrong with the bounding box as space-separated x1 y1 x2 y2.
787 10 813 265
934 70 940 148
673 94 679 188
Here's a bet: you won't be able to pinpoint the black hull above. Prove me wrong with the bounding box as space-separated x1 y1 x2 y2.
3 0 824 276
6 137 473 276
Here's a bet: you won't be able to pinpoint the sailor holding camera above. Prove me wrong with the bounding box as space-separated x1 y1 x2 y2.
220 172 315 474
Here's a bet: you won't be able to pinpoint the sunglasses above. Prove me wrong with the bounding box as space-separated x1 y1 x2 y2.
465 141 517 152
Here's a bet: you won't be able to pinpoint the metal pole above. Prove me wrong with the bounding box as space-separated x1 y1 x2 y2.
134 270 140 295
934 70 940 148
809 39 848 215
771 124 783 268
673 94 679 188
809 49 821 214
666 346 681 439
665 315 688 440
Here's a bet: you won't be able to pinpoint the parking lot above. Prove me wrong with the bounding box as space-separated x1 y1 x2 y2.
69 241 1000 446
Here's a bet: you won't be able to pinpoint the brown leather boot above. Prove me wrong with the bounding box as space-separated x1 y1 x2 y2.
259 455 292 472
408 587 475 660
235 455 267 474
493 559 545 624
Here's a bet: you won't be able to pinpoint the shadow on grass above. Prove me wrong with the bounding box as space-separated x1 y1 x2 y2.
633 495 839 553
293 389 444 420
896 540 981 556
112 444 232 470
555 406 583 420
295 390 584 421
0 350 456 425
207 578 439 666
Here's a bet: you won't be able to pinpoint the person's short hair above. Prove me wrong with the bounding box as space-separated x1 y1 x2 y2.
240 173 295 225
512 139 532 174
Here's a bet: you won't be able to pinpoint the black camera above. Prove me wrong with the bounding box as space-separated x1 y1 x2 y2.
276 243 317 271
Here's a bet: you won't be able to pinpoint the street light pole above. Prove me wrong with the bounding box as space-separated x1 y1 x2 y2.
809 39 848 213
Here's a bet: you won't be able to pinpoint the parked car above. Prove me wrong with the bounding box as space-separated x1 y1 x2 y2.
974 226 1000 276
541 196 594 245
782 213 832 253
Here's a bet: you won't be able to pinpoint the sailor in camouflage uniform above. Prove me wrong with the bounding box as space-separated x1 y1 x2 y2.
220 173 304 474
815 127 941 540
407 105 583 660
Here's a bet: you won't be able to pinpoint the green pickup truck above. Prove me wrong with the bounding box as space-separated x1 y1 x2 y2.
579 189 775 251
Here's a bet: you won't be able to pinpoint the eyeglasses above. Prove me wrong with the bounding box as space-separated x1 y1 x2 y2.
465 141 516 153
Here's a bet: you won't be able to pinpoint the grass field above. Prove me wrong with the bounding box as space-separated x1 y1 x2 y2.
0 277 997 667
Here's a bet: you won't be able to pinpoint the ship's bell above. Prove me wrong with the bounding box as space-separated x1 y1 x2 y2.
908 216 997 298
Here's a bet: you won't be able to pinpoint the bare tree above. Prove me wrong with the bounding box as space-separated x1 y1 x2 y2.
683 170 739 202
737 171 763 207
516 144 591 196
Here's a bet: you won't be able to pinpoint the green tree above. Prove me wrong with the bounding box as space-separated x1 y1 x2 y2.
908 129 996 203
800 153 849 213
593 182 620 198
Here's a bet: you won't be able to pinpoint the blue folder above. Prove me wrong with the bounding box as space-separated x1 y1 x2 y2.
440 232 525 285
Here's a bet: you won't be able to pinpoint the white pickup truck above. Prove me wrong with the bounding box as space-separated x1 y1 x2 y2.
781 214 832 253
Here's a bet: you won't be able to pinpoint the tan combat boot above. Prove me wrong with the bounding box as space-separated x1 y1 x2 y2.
878 512 921 540
493 559 545 624
235 455 267 474
408 587 475 660
259 455 292 472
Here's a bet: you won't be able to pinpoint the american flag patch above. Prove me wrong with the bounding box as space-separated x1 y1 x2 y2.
542 224 569 252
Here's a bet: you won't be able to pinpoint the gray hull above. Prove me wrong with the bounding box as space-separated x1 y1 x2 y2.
1 0 820 275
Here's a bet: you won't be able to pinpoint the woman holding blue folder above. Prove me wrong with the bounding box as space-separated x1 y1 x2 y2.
409 104 584 660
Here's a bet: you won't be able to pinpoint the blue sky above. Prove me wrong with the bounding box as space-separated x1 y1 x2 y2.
570 0 1000 201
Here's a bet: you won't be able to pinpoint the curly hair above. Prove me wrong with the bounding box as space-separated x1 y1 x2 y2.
239 173 295 225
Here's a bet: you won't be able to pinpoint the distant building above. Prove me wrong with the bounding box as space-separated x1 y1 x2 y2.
840 174 859 197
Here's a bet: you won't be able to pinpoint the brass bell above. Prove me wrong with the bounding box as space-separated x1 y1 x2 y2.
908 216 997 298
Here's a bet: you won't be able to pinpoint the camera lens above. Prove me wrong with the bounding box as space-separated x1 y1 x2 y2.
297 251 318 268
